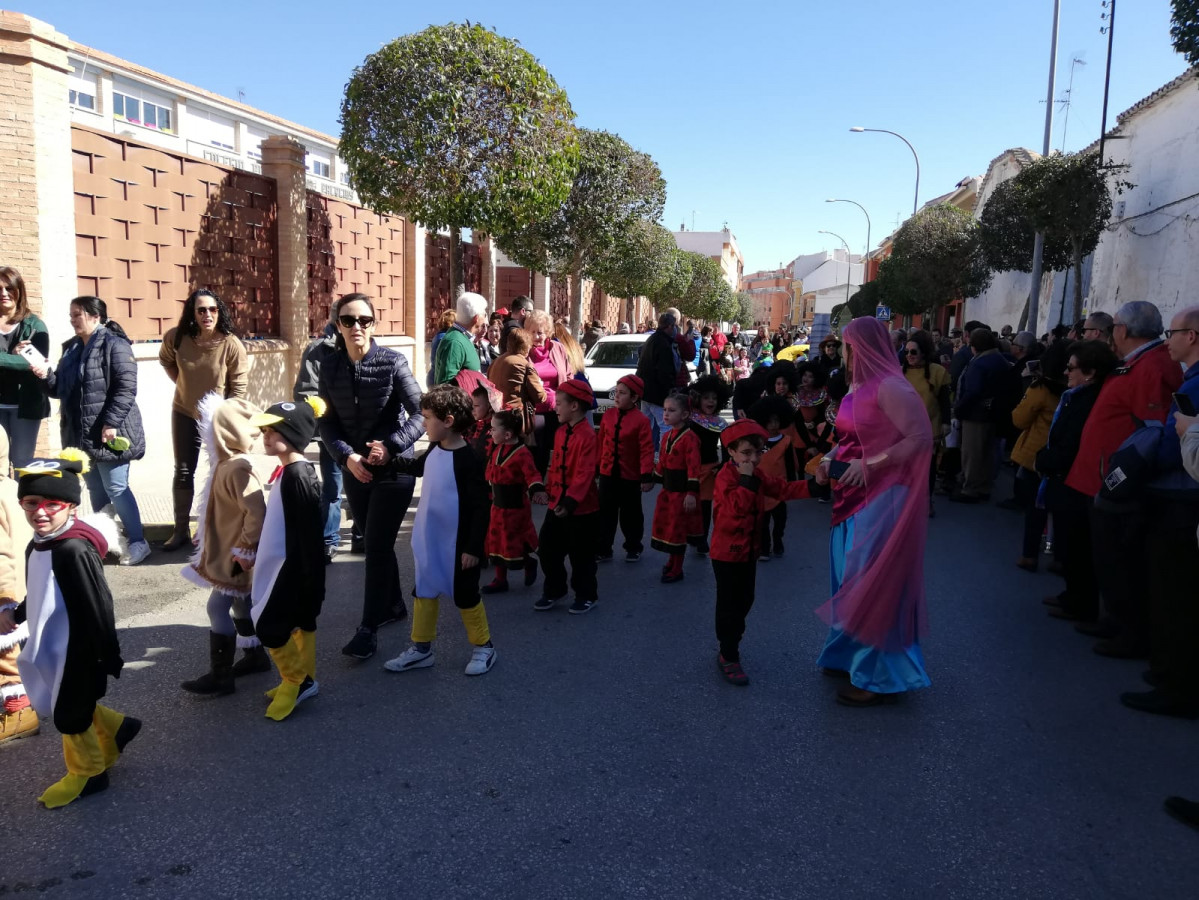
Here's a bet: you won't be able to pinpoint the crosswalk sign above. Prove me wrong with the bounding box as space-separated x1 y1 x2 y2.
875 305 891 322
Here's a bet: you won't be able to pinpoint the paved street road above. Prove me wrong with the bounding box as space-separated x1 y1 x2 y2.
2 482 1196 899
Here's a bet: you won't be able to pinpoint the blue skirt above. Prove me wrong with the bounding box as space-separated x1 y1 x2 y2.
817 515 931 694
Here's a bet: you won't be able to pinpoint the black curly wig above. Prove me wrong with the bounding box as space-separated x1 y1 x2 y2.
690 374 733 413
748 394 796 430
795 360 827 389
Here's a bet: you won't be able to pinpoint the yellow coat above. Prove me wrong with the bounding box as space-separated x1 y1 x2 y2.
1010 383 1059 472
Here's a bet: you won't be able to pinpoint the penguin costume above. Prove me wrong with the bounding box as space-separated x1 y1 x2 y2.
248 397 327 720
2 450 140 808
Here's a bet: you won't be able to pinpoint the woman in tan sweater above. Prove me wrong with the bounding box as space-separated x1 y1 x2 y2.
486 327 546 439
158 290 248 550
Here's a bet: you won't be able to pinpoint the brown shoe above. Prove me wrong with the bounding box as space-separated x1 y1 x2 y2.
1016 557 1038 572
0 707 40 744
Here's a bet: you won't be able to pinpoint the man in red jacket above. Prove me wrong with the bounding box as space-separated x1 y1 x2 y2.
1066 301 1181 658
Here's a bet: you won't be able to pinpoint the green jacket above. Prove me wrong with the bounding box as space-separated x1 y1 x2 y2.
433 325 480 385
0 313 51 419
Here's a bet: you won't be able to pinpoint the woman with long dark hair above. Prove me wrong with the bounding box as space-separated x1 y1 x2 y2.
0 267 50 468
158 289 248 550
30 297 148 564
319 293 425 661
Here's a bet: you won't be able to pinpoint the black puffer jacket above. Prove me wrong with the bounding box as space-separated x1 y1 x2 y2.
45 326 145 462
318 341 425 467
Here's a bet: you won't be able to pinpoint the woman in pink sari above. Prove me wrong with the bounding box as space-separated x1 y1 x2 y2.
815 317 932 706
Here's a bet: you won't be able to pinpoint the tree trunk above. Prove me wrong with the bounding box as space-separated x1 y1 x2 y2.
1071 237 1084 325
569 260 585 335
1017 296 1030 332
449 226 464 299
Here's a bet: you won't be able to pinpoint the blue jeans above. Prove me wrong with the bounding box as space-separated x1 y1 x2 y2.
318 442 343 547
83 460 145 543
642 401 666 451
0 410 41 470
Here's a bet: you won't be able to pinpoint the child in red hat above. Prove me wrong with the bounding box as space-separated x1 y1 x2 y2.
596 374 654 563
650 392 702 583
482 409 545 594
710 420 811 686
534 378 601 614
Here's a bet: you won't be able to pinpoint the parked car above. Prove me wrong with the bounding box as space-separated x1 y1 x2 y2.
584 333 695 417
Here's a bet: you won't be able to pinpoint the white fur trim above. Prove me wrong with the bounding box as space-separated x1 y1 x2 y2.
0 620 28 651
231 547 257 563
188 391 226 577
236 634 261 649
81 512 126 559
0 683 26 699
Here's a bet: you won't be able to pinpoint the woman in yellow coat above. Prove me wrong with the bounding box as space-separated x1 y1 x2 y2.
901 332 951 515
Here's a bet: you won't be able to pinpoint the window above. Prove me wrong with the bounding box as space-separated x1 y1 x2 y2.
340 171 352 185
311 160 331 179
113 92 172 133
69 88 95 110
210 140 234 151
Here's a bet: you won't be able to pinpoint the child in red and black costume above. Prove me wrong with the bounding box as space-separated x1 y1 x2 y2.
469 385 496 463
711 420 810 686
483 410 546 594
748 395 797 560
651 392 701 584
687 374 732 556
597 374 654 563
534 379 601 615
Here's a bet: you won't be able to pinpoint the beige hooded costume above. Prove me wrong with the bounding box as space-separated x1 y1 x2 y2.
0 429 38 740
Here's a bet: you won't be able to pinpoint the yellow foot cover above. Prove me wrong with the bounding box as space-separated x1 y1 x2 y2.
92 705 125 769
265 681 301 721
38 773 93 808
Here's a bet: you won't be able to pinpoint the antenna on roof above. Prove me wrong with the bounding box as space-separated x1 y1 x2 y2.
238 87 246 103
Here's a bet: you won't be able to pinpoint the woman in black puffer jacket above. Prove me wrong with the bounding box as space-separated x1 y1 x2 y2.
34 296 149 564
318 293 425 661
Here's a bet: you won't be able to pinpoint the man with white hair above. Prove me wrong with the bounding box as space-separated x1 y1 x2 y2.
434 291 489 384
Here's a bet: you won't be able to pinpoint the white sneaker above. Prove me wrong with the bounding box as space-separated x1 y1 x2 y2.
383 646 434 673
464 645 496 676
120 540 151 566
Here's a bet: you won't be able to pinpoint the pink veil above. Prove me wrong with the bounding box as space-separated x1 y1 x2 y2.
818 317 932 651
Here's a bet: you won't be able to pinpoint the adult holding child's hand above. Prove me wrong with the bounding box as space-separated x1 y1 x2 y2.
318 293 424 662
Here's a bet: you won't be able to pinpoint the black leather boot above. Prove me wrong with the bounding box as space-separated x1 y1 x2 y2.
181 632 236 695
161 486 193 551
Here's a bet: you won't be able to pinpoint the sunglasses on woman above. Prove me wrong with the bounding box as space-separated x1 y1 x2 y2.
905 349 921 357
339 315 375 329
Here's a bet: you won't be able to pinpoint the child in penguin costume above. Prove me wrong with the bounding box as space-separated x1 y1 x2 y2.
0 450 140 808
248 396 327 720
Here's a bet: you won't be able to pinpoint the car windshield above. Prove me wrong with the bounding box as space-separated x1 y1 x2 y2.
587 342 642 367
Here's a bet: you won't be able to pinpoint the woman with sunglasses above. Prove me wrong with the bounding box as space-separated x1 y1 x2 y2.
318 293 424 661
901 330 951 515
158 290 248 551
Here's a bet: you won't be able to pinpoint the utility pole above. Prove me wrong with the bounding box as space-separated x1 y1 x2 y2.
1099 0 1117 164
1027 0 1061 334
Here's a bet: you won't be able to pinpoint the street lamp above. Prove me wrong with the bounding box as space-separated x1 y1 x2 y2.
825 198 872 263
849 127 921 215
817 229 854 310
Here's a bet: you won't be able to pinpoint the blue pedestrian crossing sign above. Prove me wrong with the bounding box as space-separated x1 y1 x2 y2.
875 305 891 322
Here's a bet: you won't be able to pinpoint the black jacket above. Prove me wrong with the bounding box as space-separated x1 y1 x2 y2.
1037 383 1101 510
318 341 425 466
44 326 145 462
636 329 678 405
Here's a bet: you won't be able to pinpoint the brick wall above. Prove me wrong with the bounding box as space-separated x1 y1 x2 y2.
72 125 279 339
424 233 481 340
495 265 533 311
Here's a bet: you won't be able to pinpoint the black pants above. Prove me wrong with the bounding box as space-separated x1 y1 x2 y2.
171 411 202 493
713 559 757 662
1054 503 1098 620
1146 498 1199 700
1091 501 1150 647
342 472 415 629
533 411 560 476
1015 469 1046 559
598 476 644 555
539 511 598 603
761 504 786 549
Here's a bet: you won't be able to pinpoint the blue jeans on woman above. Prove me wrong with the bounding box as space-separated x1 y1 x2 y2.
84 460 145 543
0 409 41 470
318 441 343 547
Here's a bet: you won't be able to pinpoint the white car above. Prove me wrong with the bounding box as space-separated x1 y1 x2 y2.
584 333 696 416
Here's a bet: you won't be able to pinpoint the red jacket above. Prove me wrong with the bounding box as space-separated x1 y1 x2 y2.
598 406 654 482
546 418 599 515
710 461 810 562
1065 342 1182 498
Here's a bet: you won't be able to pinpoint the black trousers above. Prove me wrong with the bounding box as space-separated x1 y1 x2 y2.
1146 498 1199 700
539 511 598 603
170 411 202 493
761 504 786 548
598 475 645 555
533 411 560 476
1091 501 1150 647
1015 469 1046 559
1053 503 1098 620
713 559 757 662
342 472 415 629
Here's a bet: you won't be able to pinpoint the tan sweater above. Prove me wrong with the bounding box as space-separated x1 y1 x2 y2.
159 329 249 419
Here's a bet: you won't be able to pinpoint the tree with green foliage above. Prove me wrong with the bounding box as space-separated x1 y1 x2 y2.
1172 0 1199 66
677 253 735 322
734 292 754 328
647 248 695 311
1015 151 1128 323
588 220 676 303
881 204 991 318
340 22 578 292
979 177 1072 274
497 128 666 332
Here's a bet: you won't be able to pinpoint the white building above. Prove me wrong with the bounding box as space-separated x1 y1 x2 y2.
790 250 864 316
65 44 357 203
672 227 744 292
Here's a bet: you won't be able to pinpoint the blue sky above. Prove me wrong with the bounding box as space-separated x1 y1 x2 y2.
37 0 1189 273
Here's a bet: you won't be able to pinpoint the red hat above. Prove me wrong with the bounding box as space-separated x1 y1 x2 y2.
617 374 645 397
720 419 768 449
558 378 595 407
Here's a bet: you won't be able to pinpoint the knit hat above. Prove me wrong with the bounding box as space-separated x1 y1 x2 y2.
559 377 596 409
250 396 326 451
720 420 768 450
16 448 89 505
617 374 645 398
